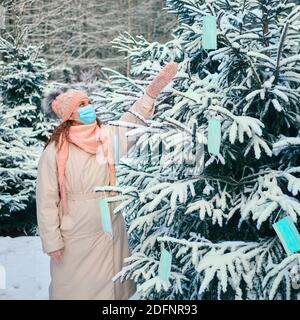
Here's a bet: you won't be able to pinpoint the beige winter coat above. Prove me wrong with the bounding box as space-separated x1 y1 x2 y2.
36 94 155 300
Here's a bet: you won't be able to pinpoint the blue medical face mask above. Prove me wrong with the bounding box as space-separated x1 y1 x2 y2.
78 104 96 124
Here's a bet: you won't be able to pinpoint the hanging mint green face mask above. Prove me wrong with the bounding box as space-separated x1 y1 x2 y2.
158 248 172 282
99 198 113 238
78 104 97 124
207 118 221 155
203 15 217 50
273 215 300 255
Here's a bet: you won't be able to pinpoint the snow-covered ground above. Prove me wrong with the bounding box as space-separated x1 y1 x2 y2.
0 236 140 300
0 236 50 300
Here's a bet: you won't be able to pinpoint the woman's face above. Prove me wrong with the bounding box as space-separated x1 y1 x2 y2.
70 100 91 124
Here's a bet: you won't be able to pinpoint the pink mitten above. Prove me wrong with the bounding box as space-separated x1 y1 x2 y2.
145 62 178 99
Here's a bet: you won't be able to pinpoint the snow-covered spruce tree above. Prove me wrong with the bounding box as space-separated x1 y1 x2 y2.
0 36 56 142
94 0 300 299
0 36 54 233
0 101 40 232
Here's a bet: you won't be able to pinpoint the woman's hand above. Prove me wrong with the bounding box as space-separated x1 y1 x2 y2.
145 62 178 99
47 248 64 263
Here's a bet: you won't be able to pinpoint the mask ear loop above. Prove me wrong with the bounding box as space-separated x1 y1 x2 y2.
274 208 285 223
161 240 171 254
166 240 172 253
274 209 280 223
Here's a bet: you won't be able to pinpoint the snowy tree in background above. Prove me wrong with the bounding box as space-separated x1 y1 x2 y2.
0 101 40 229
94 0 300 300
0 36 56 141
0 36 54 233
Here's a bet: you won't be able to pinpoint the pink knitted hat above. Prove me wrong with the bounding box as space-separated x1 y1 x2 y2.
51 90 89 121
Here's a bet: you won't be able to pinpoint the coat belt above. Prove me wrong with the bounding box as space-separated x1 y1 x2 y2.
66 191 109 201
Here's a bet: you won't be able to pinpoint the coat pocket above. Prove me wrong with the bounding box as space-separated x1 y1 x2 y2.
58 200 75 232
60 214 74 232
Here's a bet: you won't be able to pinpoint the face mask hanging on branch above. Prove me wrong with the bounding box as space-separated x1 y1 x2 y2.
158 242 172 283
207 108 222 159
99 194 113 240
202 15 217 50
273 211 300 255
114 130 120 166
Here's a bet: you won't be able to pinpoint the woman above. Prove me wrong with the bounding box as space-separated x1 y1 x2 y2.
36 62 178 300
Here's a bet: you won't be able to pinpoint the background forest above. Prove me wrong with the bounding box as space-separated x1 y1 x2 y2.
0 0 176 79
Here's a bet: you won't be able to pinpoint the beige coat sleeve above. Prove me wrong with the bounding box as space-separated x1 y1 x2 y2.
108 93 155 158
36 142 64 254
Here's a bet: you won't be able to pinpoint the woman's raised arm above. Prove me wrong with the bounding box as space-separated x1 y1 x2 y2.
113 92 156 157
108 62 178 159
